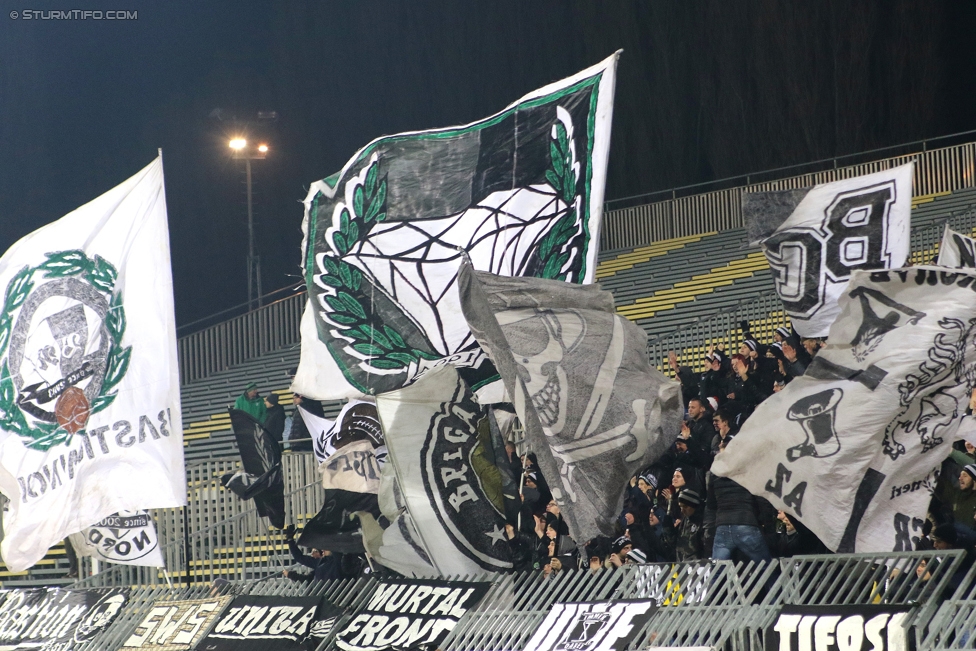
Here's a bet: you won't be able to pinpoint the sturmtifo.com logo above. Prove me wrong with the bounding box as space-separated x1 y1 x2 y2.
0 251 130 450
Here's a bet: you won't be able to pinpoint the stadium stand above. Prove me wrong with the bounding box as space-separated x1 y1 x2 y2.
6 157 976 590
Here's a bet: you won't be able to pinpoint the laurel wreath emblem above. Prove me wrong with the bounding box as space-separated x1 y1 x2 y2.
0 251 130 450
314 157 441 373
312 108 583 374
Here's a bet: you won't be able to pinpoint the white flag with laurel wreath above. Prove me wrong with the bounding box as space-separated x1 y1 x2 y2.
294 53 620 401
0 156 185 571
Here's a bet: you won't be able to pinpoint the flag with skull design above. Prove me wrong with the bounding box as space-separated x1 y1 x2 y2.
712 266 976 552
293 53 619 403
458 262 683 546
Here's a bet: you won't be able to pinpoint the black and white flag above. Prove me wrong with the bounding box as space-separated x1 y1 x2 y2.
713 266 976 552
221 410 285 529
742 164 913 338
69 509 164 567
294 54 619 402
373 365 514 575
937 224 976 269
334 579 490 651
458 263 683 546
307 399 386 494
522 601 656 651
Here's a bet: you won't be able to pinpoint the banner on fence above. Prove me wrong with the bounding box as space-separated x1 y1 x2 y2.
123 596 231 650
294 53 619 402
937 224 976 269
0 587 129 649
0 155 186 572
742 163 913 338
69 509 164 567
712 267 976 552
199 595 342 651
766 604 912 651
523 600 657 651
334 579 491 651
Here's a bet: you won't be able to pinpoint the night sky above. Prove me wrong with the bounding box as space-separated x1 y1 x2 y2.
2 1 974 329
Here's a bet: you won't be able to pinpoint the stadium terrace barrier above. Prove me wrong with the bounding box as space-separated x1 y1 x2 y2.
71 452 322 587
177 290 304 385
601 140 976 251
69 574 373 651
61 551 974 651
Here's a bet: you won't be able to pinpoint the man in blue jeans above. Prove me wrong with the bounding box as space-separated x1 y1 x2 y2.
708 473 773 563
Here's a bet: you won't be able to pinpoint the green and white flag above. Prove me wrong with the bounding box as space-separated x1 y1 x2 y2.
295 53 619 400
0 156 185 571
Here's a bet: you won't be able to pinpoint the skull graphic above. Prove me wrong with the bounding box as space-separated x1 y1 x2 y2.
498 308 585 435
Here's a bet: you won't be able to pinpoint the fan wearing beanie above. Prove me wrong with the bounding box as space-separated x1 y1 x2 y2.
939 464 976 530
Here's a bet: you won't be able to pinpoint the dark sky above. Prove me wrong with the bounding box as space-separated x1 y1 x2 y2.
2 1 974 329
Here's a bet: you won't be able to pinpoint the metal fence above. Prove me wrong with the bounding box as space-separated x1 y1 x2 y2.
73 452 322 587
177 290 305 385
63 550 975 651
601 140 976 251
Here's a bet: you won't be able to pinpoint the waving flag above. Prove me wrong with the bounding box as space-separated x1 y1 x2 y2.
0 156 185 572
372 365 514 575
458 263 683 546
221 410 285 529
712 267 976 552
294 53 619 401
742 164 913 337
937 224 976 269
69 510 164 567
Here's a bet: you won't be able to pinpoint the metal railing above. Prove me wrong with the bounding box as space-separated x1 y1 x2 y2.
67 550 975 651
601 140 976 251
177 290 305 385
73 452 322 587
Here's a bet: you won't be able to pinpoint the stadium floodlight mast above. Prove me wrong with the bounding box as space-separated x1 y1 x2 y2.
229 137 269 310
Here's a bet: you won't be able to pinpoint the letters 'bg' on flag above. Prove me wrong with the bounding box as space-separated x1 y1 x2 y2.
294 53 619 402
0 156 185 571
712 267 976 552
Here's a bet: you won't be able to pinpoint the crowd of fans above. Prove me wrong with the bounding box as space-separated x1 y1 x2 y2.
500 321 976 587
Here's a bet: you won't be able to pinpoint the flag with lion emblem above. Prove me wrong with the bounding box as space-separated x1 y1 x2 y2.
0 155 185 571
